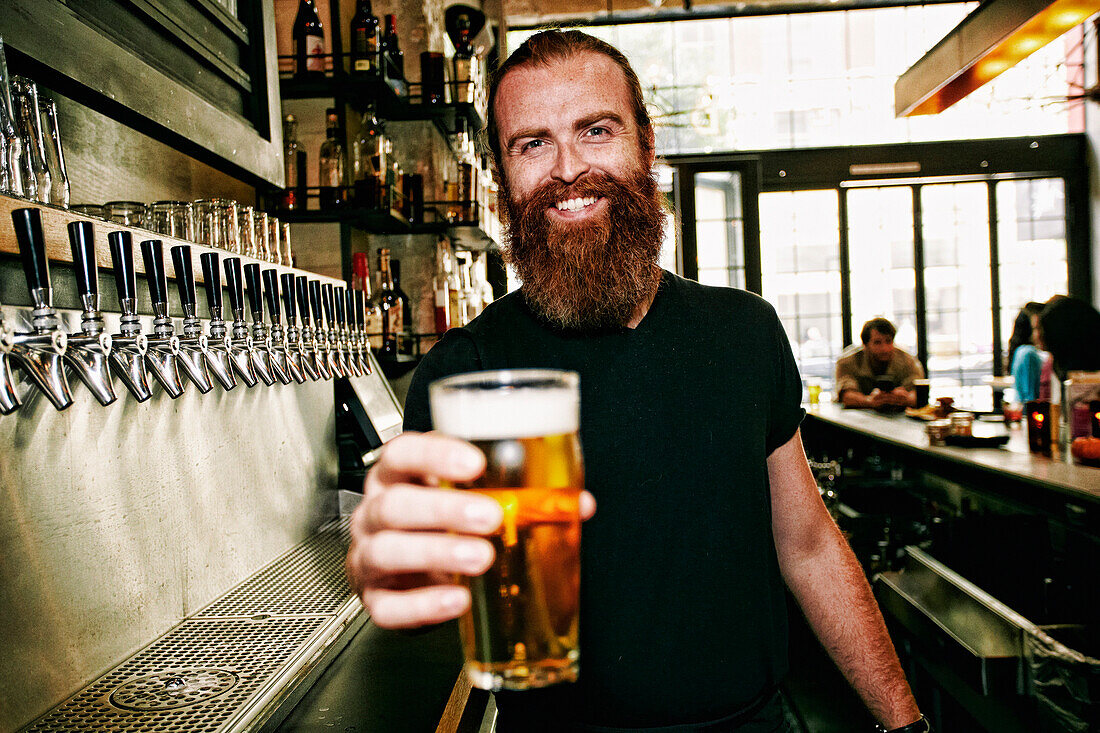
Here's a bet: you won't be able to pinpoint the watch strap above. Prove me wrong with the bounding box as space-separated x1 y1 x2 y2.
875 715 930 733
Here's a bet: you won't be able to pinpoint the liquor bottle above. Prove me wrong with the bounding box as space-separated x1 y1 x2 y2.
377 248 402 357
318 108 346 209
391 259 413 341
447 246 463 329
353 252 384 351
433 238 451 333
458 252 477 324
350 0 379 75
352 105 384 208
381 15 405 81
281 114 306 210
447 10 476 104
293 0 325 80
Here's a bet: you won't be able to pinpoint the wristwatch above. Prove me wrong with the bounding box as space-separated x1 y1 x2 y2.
875 716 931 733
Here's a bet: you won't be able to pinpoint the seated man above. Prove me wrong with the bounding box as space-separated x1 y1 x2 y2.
835 317 924 410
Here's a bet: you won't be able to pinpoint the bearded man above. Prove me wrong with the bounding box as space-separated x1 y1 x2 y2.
346 30 928 733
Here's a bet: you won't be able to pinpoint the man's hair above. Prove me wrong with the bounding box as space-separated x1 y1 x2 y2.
1038 296 1100 380
860 317 897 344
484 29 653 174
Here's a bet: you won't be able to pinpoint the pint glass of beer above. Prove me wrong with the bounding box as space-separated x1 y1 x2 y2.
429 369 583 691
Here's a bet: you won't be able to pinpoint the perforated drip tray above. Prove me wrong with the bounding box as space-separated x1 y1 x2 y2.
23 517 364 733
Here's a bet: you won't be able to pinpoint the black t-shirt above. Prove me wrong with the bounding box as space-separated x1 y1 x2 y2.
403 271 805 731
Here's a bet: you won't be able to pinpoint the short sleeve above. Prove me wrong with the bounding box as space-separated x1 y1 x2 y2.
766 310 806 455
402 329 484 433
833 355 860 400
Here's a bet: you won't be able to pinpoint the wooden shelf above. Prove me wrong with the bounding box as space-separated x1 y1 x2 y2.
0 194 344 288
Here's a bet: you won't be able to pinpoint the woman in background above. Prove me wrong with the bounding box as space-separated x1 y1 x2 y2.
1007 302 1045 402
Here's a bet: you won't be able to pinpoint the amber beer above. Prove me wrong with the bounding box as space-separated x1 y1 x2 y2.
430 370 583 691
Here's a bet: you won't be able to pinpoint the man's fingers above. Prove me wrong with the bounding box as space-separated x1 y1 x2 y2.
363 585 471 629
580 490 596 521
362 484 503 533
358 530 496 576
373 431 485 485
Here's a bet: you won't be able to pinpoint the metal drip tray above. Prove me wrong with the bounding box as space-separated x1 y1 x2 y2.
22 517 364 733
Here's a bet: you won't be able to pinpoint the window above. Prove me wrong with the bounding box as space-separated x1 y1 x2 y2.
694 171 746 288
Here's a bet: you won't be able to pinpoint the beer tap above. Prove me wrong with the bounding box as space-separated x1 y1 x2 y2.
138 239 185 398
106 231 152 403
224 257 274 386
64 220 116 406
295 276 329 380
200 252 246 389
334 285 361 377
304 278 332 380
0 301 22 414
168 244 215 394
8 208 72 411
320 282 346 379
353 288 373 376
264 269 305 384
282 272 318 381
244 262 290 385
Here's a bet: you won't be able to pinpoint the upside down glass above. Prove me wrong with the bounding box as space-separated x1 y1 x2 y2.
429 369 583 691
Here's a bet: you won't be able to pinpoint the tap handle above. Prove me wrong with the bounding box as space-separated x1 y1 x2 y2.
353 289 365 330
243 262 263 320
67 220 98 296
280 273 297 325
223 257 245 314
107 230 136 302
262 269 281 324
346 288 357 329
200 252 222 312
140 239 168 306
11 207 50 293
170 245 196 308
308 279 323 327
321 283 336 327
333 286 346 327
295 276 311 325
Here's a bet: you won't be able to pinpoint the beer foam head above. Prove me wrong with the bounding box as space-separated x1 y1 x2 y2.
430 369 579 440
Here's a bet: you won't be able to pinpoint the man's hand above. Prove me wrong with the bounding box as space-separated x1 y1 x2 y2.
347 431 596 629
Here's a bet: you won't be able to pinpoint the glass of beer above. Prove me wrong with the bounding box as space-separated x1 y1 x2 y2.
429 369 583 691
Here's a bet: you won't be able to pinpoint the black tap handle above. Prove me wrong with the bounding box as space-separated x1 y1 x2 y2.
346 288 357 329
262 269 281 324
200 252 222 312
333 286 346 327
280 273 297 324
170 245 196 308
243 262 263 319
308 279 324 326
12 208 50 293
67 220 98 296
140 240 168 306
107 230 136 302
295 276 311 324
353 289 365 329
321 283 336 326
224 257 245 314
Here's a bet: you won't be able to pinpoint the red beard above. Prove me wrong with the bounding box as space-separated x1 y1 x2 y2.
500 169 665 331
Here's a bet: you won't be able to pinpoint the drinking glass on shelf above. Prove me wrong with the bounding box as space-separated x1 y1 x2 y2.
281 221 293 267
267 214 282 264
70 204 104 219
252 209 269 261
149 200 194 240
238 204 256 258
104 200 147 227
194 198 239 252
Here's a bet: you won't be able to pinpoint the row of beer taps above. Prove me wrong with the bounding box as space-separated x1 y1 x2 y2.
0 207 374 414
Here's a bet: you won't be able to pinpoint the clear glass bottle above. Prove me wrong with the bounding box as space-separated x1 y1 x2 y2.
377 248 401 357
10 77 50 204
318 108 346 209
38 97 69 208
352 105 384 208
433 238 451 334
282 114 304 210
0 36 23 197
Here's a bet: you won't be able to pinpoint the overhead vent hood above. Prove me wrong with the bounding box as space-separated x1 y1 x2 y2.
895 0 1098 117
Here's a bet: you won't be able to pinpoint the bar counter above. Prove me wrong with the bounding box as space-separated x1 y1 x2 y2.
802 403 1100 519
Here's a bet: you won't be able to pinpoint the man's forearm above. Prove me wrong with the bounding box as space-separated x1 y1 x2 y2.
840 389 872 408
782 527 921 729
